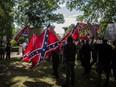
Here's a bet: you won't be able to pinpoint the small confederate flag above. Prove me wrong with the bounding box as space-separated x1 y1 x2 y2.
14 26 30 41
60 30 72 47
22 27 30 36
22 26 60 68
60 24 79 47
69 24 79 39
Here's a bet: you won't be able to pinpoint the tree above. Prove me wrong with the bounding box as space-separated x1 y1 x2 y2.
66 0 116 32
0 0 14 38
14 0 65 28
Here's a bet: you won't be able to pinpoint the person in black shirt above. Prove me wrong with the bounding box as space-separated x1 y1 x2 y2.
0 40 5 59
96 39 113 87
6 40 11 59
81 40 92 74
62 36 77 87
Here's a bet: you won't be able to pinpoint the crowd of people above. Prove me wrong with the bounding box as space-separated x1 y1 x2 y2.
1 36 115 87
48 36 116 87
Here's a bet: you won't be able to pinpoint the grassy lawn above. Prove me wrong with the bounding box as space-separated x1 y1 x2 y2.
0 58 116 87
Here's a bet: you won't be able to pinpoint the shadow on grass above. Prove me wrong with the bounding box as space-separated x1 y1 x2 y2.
23 81 53 87
0 58 51 77
0 58 116 87
0 58 64 87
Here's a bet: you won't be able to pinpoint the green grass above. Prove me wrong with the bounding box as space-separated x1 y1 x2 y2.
0 58 116 87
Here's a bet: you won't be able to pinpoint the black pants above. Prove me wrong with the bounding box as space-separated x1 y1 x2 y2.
6 51 11 59
82 59 90 73
96 64 111 86
52 62 59 77
65 62 75 86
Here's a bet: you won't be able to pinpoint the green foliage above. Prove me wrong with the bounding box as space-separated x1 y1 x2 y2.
0 0 64 38
66 0 116 32
68 24 76 30
14 0 65 28
0 0 65 40
18 36 27 44
10 39 17 46
0 0 15 37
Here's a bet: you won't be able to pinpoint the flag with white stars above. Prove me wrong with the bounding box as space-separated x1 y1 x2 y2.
22 26 60 68
22 27 30 36
22 33 36 62
60 30 72 47
60 24 79 47
69 24 79 39
14 26 30 41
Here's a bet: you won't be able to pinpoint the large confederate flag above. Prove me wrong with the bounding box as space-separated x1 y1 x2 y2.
22 26 60 68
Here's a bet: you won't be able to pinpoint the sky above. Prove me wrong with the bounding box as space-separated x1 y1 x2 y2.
53 3 83 35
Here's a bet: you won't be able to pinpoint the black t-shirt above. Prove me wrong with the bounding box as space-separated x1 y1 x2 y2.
51 51 59 63
96 43 113 65
63 42 77 62
81 43 91 58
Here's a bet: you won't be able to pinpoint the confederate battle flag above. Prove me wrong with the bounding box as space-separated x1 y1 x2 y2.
14 26 30 41
60 24 79 47
22 25 60 68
